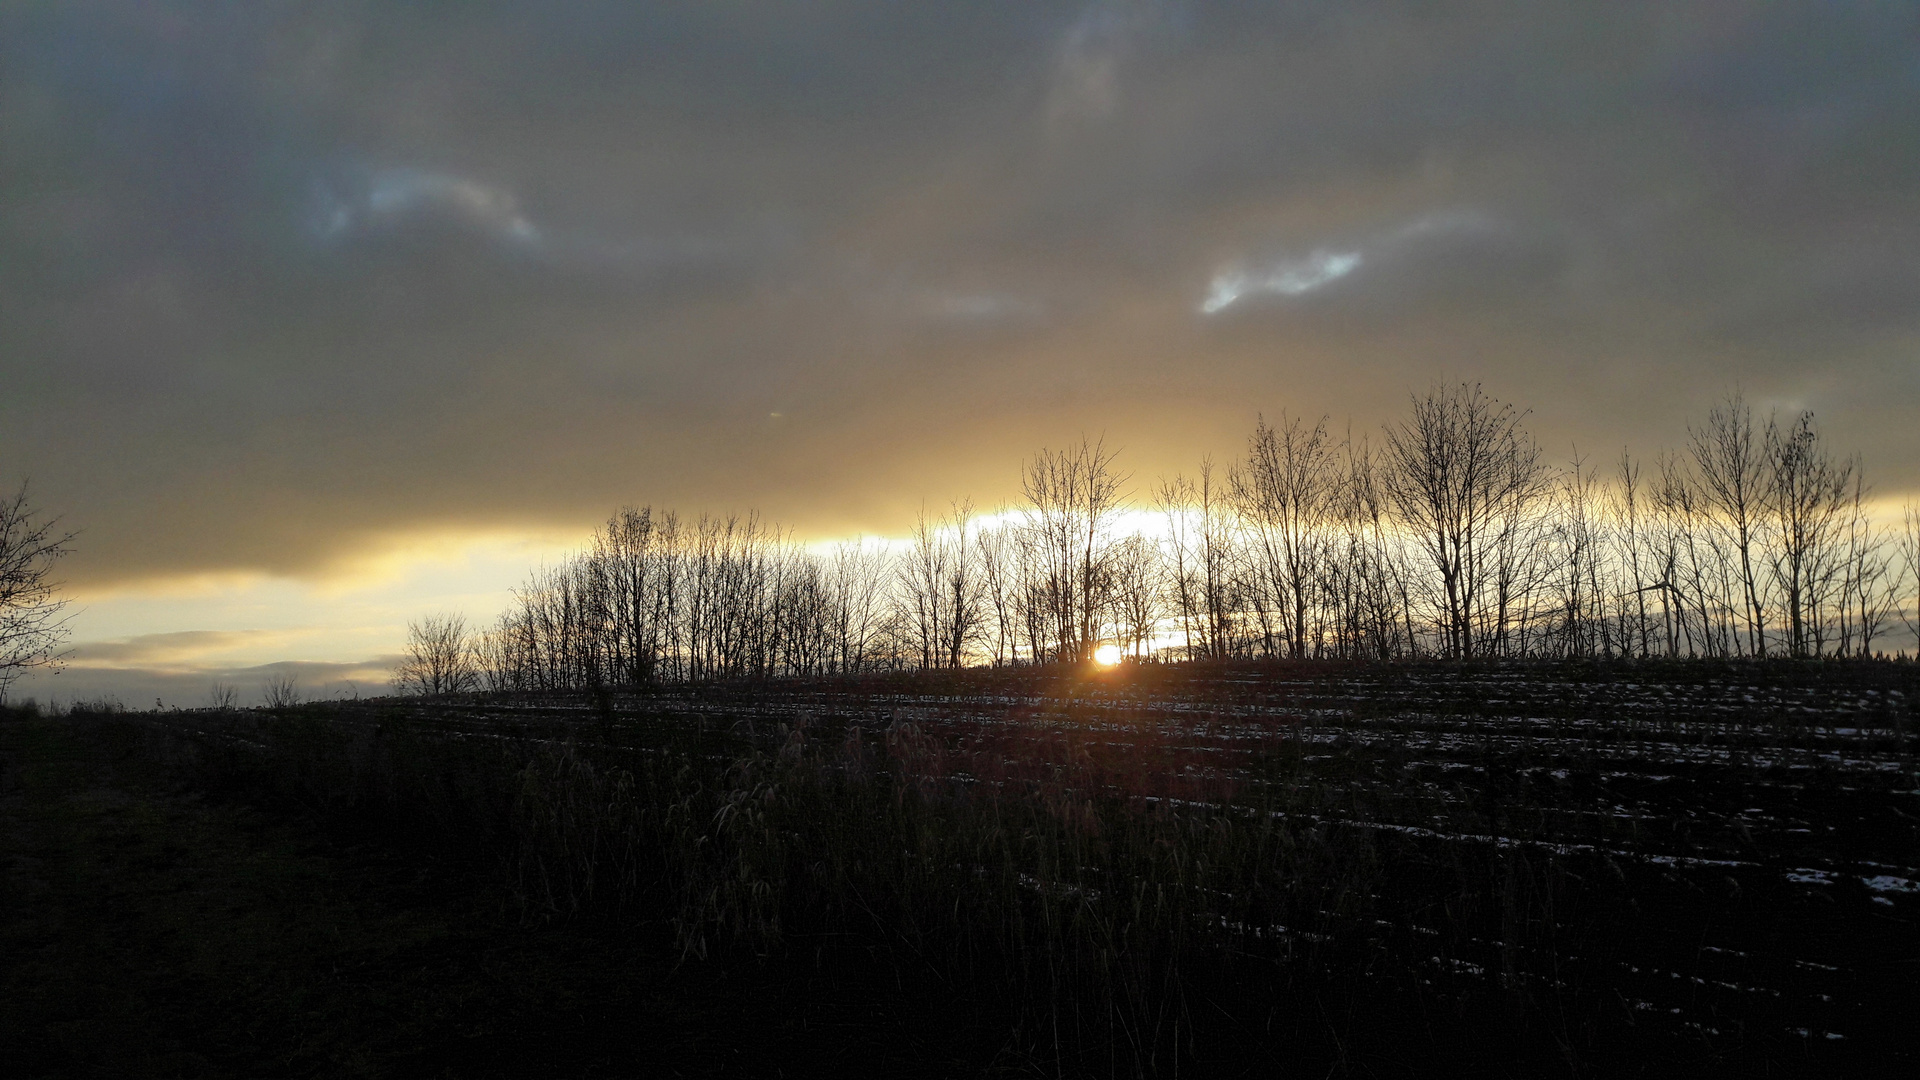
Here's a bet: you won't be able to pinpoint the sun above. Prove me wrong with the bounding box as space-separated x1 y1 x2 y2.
1093 643 1124 666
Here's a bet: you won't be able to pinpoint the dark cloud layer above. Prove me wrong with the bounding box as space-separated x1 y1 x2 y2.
5 1 1918 587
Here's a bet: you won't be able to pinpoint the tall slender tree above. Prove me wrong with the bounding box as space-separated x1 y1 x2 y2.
1690 393 1771 656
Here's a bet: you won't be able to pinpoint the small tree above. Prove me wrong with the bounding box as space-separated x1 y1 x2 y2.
261 673 301 709
393 613 480 696
0 483 77 703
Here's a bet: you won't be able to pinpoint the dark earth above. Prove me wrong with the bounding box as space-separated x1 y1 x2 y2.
4 660 1915 1077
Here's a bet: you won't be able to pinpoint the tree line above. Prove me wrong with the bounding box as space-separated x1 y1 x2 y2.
394 384 1920 695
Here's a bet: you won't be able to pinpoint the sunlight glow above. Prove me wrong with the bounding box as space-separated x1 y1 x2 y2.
1093 643 1125 666
9 527 582 706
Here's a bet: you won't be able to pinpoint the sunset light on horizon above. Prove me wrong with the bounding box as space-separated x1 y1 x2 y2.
7 5 1919 1071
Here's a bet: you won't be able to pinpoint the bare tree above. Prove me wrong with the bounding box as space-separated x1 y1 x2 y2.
593 507 670 685
1651 451 1726 658
1382 383 1549 659
1156 458 1237 660
1193 459 1241 659
828 538 892 674
1551 452 1609 657
0 483 77 703
1615 451 1655 656
1484 439 1554 656
1335 433 1412 659
1690 393 1770 656
1765 412 1854 658
393 613 481 696
1155 475 1202 660
1020 437 1128 663
891 501 990 670
937 502 987 669
1233 413 1338 658
975 521 1022 666
262 673 301 710
477 609 533 693
1899 501 1920 656
1106 533 1163 658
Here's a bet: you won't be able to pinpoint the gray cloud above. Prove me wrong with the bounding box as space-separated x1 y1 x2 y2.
67 630 287 667
3 1 1918 590
1046 1 1176 128
13 659 399 711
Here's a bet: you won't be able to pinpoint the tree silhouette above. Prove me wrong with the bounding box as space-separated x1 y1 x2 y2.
393 614 480 696
0 483 76 702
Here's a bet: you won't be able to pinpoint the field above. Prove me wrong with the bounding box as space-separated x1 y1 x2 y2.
4 659 1916 1077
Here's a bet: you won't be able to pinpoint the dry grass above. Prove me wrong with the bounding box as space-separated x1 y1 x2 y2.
62 657 1917 1075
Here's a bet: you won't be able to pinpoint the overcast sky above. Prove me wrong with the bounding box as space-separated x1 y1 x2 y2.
5 2 1919 702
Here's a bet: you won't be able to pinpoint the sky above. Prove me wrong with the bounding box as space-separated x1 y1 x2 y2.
5 1 1920 705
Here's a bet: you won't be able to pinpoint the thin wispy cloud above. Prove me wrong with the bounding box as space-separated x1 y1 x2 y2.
68 629 307 669
1201 251 1363 313
1199 210 1513 314
1046 1 1169 127
308 166 540 247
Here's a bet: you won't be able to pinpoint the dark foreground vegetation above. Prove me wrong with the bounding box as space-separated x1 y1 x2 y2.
6 659 1917 1077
